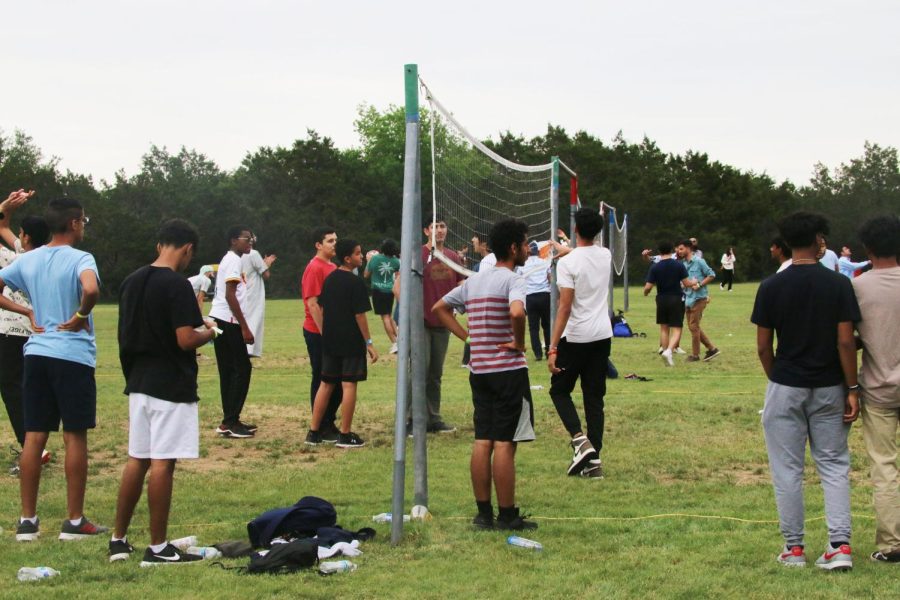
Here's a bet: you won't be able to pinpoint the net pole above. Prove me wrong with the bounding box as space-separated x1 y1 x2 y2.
411 119 428 509
392 63 419 545
622 214 629 312
550 157 560 322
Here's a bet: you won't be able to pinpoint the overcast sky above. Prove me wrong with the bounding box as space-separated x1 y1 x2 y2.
2 1 897 187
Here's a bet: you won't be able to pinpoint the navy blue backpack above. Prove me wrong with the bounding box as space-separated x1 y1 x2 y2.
247 496 337 548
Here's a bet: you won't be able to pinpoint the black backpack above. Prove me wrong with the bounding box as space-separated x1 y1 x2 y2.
246 539 318 575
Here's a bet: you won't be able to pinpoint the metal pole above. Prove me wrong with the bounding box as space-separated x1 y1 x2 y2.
410 129 428 508
550 157 559 321
607 207 615 318
622 214 629 312
392 63 420 545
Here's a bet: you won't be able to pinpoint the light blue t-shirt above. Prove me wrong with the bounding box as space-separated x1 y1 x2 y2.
0 245 99 367
682 256 715 308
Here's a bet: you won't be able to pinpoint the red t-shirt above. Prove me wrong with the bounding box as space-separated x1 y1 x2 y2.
422 245 461 328
301 256 336 334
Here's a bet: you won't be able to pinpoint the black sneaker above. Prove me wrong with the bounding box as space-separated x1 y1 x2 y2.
109 539 135 562
140 543 203 567
238 420 258 433
16 517 40 542
472 513 494 530
59 516 109 540
567 435 599 476
495 507 538 531
336 432 366 449
427 421 457 434
320 424 339 445
305 430 323 446
216 423 254 439
871 550 900 563
702 348 721 362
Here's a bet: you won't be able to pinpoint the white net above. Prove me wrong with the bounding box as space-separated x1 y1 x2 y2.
612 212 628 276
421 77 554 276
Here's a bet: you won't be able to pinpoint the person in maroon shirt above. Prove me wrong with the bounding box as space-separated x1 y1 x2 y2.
301 226 342 442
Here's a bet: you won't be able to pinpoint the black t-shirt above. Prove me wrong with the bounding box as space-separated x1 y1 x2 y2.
319 269 371 357
647 258 688 296
750 264 861 388
118 266 205 403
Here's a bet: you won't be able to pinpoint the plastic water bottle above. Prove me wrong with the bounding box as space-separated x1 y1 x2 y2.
171 536 198 550
507 536 543 551
186 546 222 559
372 513 411 523
319 560 357 574
17 567 60 581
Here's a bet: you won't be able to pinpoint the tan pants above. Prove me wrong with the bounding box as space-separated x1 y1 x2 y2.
861 400 900 552
685 298 713 357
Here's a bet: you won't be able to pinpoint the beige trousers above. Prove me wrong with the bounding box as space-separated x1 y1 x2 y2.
861 400 900 552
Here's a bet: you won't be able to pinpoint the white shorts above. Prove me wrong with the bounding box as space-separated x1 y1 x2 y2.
128 393 199 460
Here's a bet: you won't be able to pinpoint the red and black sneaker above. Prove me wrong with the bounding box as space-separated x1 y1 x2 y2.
58 517 109 540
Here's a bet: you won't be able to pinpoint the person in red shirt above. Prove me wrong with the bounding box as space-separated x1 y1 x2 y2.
301 227 342 442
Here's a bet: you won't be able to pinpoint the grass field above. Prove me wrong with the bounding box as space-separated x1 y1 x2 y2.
0 284 895 599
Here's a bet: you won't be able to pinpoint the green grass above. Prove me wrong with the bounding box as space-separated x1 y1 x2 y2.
0 284 894 599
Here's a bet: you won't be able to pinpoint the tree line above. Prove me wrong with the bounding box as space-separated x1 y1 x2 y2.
1 107 897 300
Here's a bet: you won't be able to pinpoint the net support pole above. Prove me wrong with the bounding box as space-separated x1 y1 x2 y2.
622 214 629 312
550 157 560 321
410 128 428 510
606 205 614 318
392 63 421 545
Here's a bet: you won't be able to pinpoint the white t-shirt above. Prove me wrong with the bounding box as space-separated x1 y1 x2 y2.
556 245 613 343
776 259 792 273
819 249 839 271
480 253 497 269
209 250 247 323
188 273 212 295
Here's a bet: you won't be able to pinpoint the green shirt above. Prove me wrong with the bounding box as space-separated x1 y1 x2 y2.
366 254 400 292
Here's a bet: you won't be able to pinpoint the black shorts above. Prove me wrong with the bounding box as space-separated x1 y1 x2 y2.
321 352 368 383
470 368 535 442
371 289 395 316
23 355 97 432
656 295 686 328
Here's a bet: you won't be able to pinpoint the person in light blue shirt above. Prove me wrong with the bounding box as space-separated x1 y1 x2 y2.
520 242 551 360
0 196 105 542
838 245 870 279
676 239 720 362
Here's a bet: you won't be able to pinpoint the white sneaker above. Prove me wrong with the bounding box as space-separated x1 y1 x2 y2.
661 348 674 367
389 342 398 354
567 435 599 476
657 346 664 355
674 347 687 355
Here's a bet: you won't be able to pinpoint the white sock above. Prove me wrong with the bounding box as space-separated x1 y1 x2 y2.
111 535 126 543
149 541 169 553
20 516 37 525
68 516 84 526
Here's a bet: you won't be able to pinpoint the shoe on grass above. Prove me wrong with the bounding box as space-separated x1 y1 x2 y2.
815 543 852 571
238 420 258 433
777 545 806 567
390 342 399 354
472 512 494 530
59 516 109 540
305 429 323 446
109 539 135 562
15 517 39 542
567 435 599 476
661 348 674 367
579 459 603 479
686 355 700 363
320 423 340 444
140 543 203 567
427 421 457 434
674 347 687 355
216 423 254 439
336 432 366 448
702 348 721 362
870 549 900 563
495 507 538 531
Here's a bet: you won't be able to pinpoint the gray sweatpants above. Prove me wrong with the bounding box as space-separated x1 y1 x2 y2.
762 381 852 547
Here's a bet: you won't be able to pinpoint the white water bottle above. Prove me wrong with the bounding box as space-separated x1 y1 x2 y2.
187 546 222 559
507 536 543 551
372 513 410 523
171 536 198 550
17 567 60 581
319 560 357 574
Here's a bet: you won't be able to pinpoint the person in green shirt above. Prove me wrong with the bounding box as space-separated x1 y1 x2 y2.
364 239 401 353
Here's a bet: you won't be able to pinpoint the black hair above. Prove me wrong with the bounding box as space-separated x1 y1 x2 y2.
858 215 900 258
380 238 400 257
45 197 83 234
335 238 359 264
157 219 199 251
656 241 673 255
311 226 336 247
676 239 693 249
226 225 251 245
21 215 49 248
489 219 528 261
770 236 792 258
424 214 445 227
778 211 829 250
574 208 603 240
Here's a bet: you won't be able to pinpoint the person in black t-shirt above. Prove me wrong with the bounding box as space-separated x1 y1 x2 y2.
110 220 217 566
751 211 861 571
644 241 691 367
305 239 377 449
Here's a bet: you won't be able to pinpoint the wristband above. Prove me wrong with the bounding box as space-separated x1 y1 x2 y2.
547 349 558 356
847 384 860 391
366 338 373 345
75 311 89 319
465 336 471 344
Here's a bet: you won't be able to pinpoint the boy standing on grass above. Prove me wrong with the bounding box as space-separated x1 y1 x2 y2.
676 239 720 362
752 211 860 571
305 239 377 449
851 215 900 564
0 197 106 541
643 241 691 368
110 219 215 565
433 219 536 531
